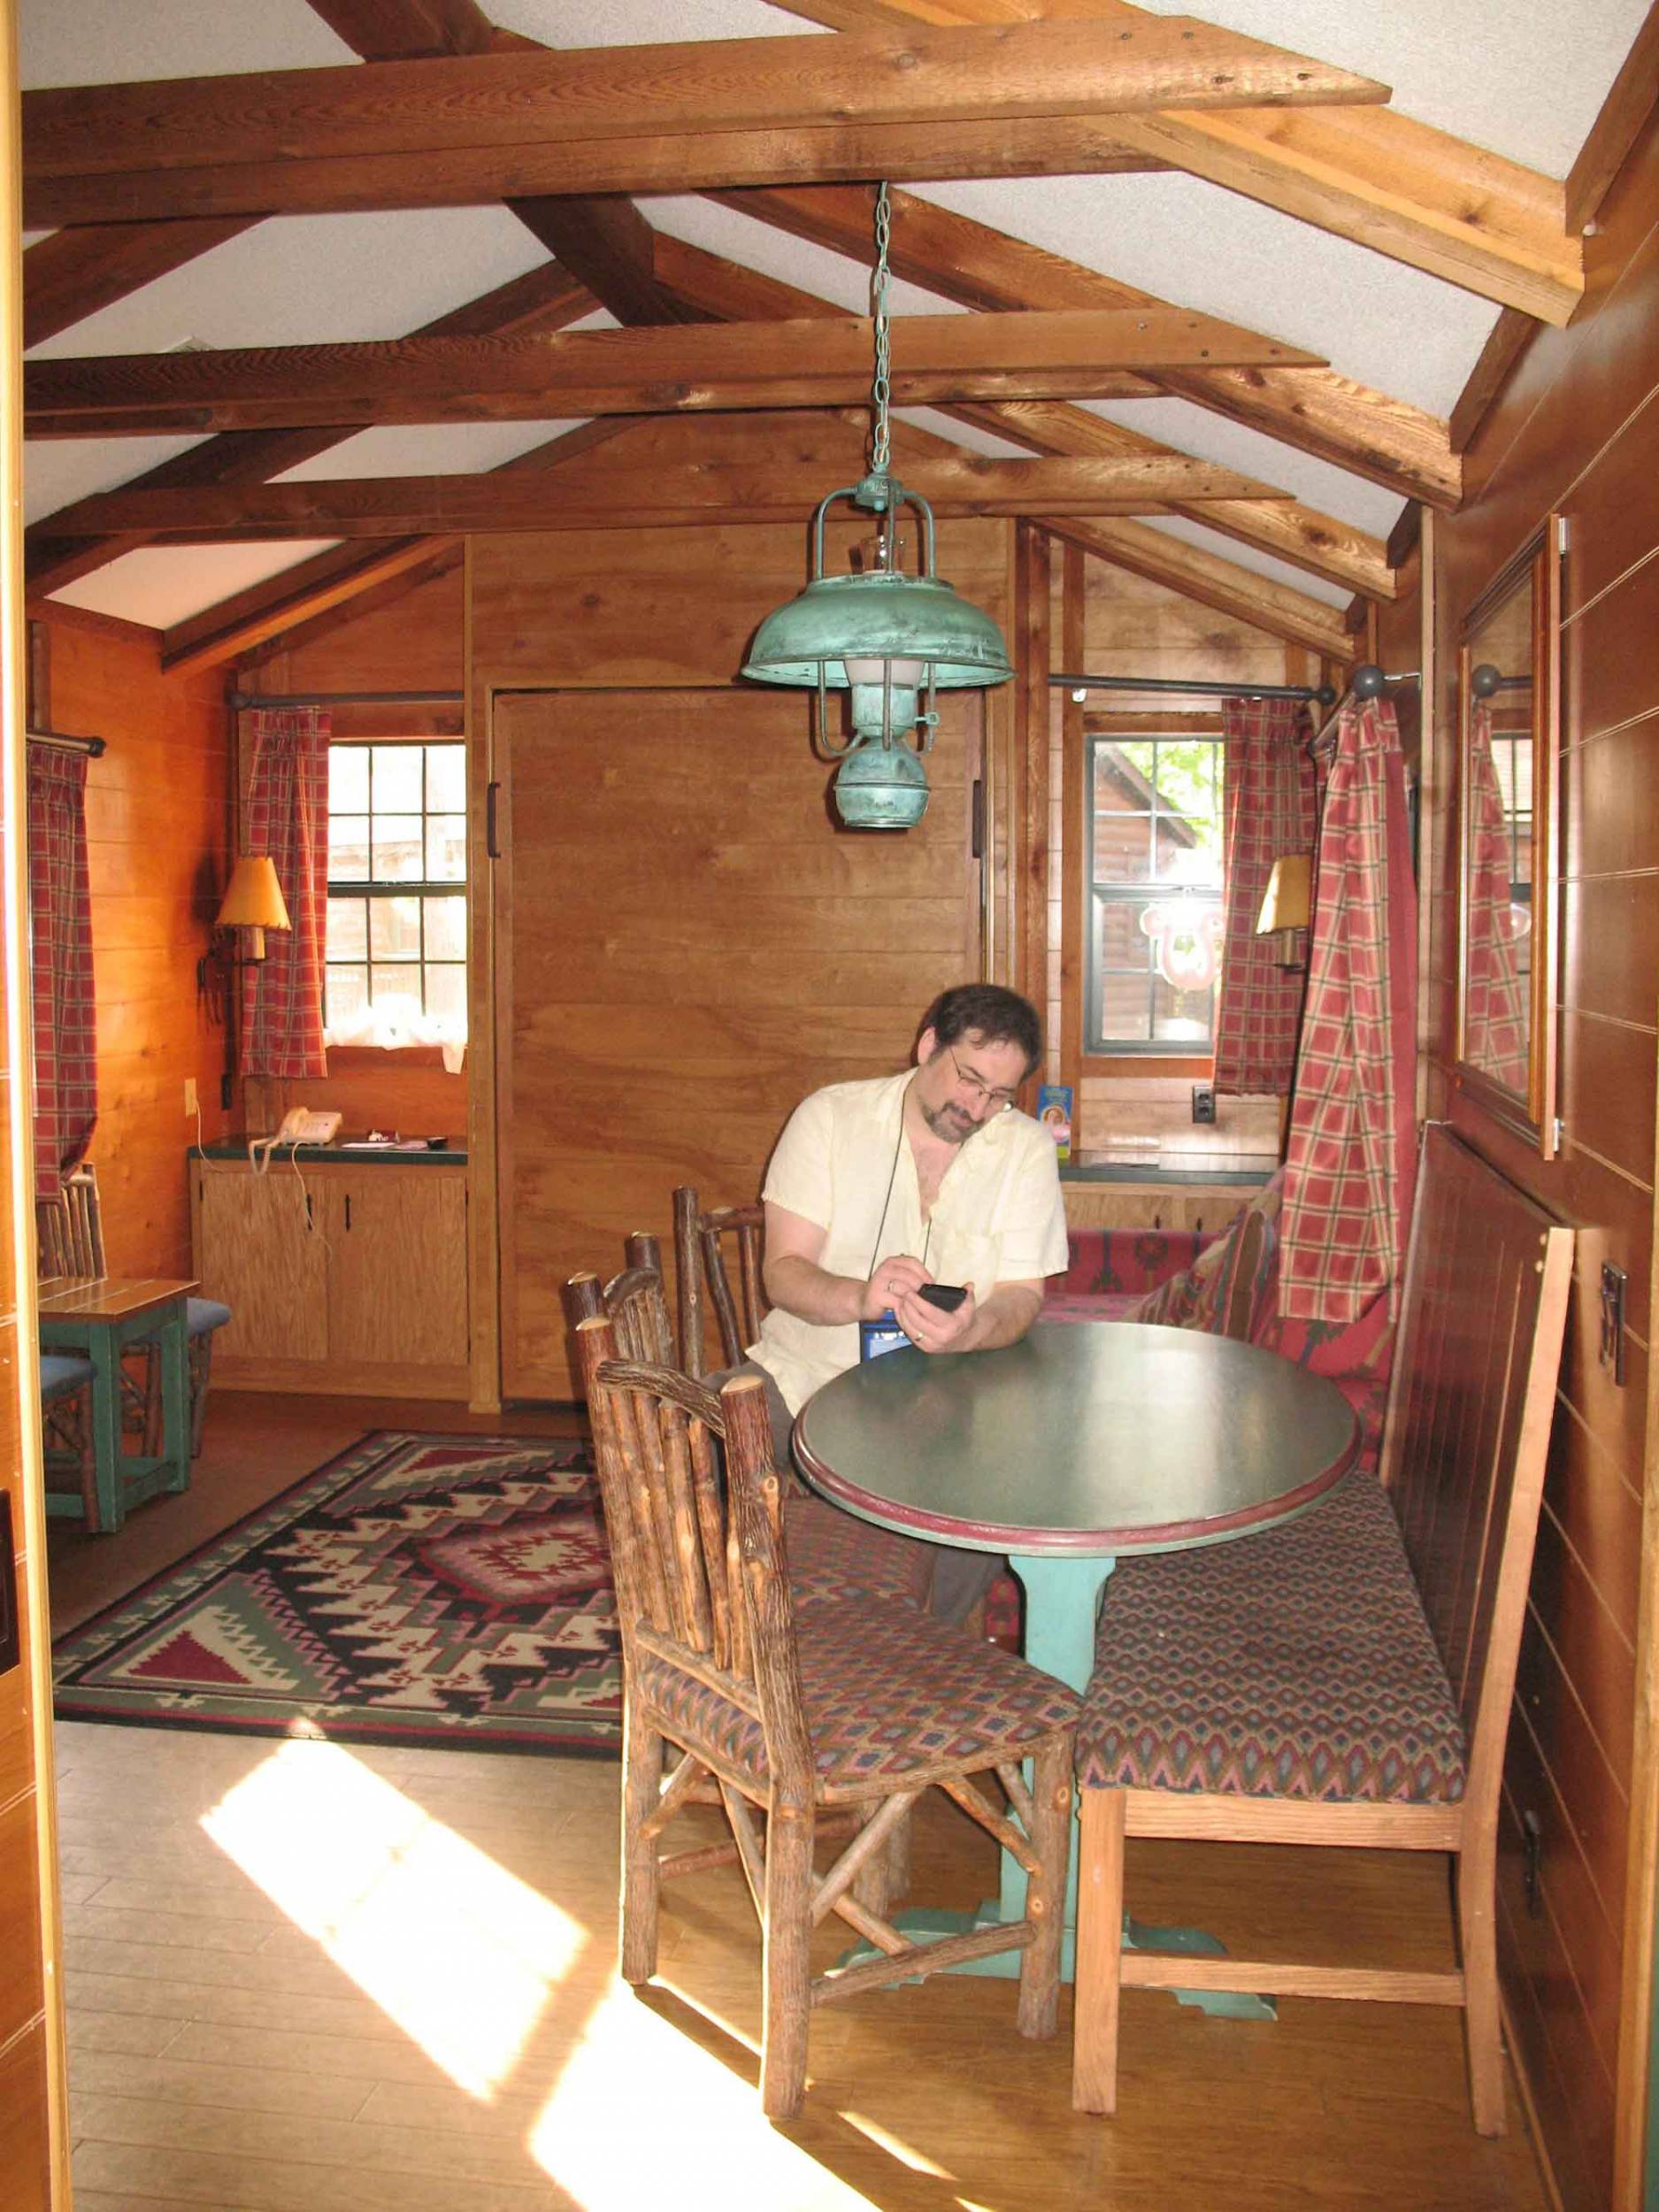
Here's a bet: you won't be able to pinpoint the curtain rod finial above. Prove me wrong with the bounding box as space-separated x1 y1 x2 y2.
1351 664 1386 701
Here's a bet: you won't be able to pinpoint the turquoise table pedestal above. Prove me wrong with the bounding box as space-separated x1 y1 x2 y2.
38 1276 196 1532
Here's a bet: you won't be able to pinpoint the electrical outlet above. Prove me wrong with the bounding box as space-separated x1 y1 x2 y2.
183 1077 198 1118
1191 1083 1217 1125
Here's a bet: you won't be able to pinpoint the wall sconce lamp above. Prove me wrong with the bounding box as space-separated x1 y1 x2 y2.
197 856 291 1023
1256 852 1312 968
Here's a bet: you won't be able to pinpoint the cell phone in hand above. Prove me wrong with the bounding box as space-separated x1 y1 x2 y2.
916 1282 968 1312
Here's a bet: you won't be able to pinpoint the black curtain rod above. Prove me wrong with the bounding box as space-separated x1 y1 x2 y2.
229 688 465 710
27 727 105 758
1050 672 1337 705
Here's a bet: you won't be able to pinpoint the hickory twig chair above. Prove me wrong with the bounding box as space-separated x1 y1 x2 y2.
672 1184 766 1379
1071 1125 1574 2133
577 1315 1079 2118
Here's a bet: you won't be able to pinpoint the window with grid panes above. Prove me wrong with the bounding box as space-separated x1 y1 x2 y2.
1085 733 1224 1056
324 742 466 1042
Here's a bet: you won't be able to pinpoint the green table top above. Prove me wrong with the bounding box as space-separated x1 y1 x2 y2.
793 1320 1359 1556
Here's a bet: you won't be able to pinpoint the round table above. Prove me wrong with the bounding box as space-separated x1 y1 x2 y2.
794 1320 1360 1987
795 1319 1360 1695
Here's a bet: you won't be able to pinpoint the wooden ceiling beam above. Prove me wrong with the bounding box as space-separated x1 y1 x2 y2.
1045 515 1352 660
778 1 1581 324
303 0 501 60
652 233 1394 600
1565 0 1659 234
26 116 1166 227
26 257 594 598
506 195 709 326
25 307 1324 439
27 24 1387 189
44 454 1301 540
23 217 260 350
718 182 1461 509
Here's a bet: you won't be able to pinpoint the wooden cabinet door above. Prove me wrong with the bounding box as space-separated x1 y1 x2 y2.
195 1166 328 1367
491 686 984 1398
326 1170 469 1384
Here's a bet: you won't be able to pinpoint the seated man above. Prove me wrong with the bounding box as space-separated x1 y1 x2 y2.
726 982 1069 1625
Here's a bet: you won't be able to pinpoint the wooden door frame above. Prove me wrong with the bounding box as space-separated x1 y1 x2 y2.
0 0 73 2191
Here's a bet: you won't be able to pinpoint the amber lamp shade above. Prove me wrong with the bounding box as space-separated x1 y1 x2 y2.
1256 853 1311 970
214 855 290 961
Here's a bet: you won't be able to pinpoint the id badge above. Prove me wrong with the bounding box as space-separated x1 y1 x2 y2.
858 1310 909 1363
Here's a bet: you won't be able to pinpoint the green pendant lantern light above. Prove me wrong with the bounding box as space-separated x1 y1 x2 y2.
741 185 1014 830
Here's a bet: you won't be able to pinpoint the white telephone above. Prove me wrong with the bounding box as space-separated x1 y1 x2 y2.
250 1107 341 1173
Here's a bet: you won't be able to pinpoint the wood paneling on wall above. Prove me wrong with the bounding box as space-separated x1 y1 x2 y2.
237 568 468 1143
469 413 1014 1401
1423 104 1659 2212
39 610 231 1277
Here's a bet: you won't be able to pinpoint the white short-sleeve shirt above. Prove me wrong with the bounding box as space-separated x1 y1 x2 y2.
752 1069 1069 1413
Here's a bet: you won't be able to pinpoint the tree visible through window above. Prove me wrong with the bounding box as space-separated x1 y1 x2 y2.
1085 734 1224 1054
324 742 466 1050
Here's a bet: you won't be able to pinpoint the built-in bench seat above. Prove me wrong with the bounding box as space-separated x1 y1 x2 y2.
1044 1171 1394 1474
1070 1125 1575 2133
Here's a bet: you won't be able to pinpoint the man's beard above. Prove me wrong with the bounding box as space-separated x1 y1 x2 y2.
919 1097 979 1146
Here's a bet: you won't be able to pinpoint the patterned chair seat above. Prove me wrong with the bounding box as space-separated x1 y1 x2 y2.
1077 1471 1465 1804
639 1596 1080 1801
784 1494 934 1609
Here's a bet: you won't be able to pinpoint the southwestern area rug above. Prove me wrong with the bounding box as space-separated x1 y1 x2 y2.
52 1431 622 1756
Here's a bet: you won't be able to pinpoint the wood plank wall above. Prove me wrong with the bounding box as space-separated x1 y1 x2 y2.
38 608 232 1277
467 407 1017 1402
237 565 468 1145
1417 104 1659 2212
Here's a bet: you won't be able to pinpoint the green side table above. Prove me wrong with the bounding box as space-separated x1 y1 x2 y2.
38 1275 196 1532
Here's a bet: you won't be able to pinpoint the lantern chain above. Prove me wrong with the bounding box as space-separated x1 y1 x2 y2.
870 182 892 479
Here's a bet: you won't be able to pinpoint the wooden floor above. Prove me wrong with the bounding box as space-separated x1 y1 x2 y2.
47 1392 1551 2212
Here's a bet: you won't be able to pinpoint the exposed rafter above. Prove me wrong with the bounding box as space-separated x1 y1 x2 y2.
778 0 1582 324
25 308 1325 439
650 234 1394 600
1046 515 1352 659
26 257 595 598
43 453 1303 539
22 19 1388 226
24 219 260 350
715 182 1461 511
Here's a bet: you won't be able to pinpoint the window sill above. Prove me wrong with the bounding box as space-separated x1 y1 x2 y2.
326 1043 465 1071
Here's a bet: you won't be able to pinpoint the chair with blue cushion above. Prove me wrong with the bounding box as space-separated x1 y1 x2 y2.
40 1162 229 1460
40 1349 98 1528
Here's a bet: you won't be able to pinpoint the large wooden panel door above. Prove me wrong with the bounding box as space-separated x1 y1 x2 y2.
492 686 983 1398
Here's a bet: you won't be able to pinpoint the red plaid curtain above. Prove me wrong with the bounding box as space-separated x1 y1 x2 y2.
1463 702 1530 1093
1280 695 1417 1324
240 708 330 1079
27 745 97 1201
1213 696 1317 1095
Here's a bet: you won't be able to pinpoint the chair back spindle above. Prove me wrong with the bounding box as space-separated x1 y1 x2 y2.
673 1184 767 1375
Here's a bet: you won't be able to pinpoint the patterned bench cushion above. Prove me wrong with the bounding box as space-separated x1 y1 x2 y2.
1041 1289 1146 1325
637 1597 1079 1795
784 1495 934 1610
1076 1471 1465 1804
1052 1226 1210 1298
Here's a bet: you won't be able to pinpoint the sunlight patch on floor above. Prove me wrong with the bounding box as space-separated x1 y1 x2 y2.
530 1980 887 2210
201 1735 588 2099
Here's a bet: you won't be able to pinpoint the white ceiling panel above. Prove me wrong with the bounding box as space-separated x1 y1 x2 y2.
48 541 343 630
25 436 211 529
20 0 354 86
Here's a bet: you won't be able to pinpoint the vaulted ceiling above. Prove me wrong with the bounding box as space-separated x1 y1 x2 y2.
20 0 1657 666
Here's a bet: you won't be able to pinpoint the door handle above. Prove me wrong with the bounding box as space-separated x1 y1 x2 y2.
344 1193 352 1231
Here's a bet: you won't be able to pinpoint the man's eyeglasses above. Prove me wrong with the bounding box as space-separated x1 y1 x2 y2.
946 1044 1018 1113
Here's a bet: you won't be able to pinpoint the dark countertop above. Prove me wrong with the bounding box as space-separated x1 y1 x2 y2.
196 1141 467 1167
1059 1156 1275 1185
